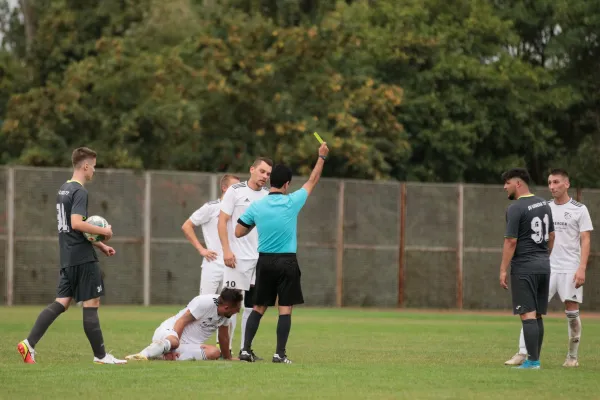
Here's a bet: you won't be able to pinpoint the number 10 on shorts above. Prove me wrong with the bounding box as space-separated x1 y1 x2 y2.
225 281 236 288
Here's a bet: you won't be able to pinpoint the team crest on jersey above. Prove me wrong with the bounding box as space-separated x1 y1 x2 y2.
564 212 571 220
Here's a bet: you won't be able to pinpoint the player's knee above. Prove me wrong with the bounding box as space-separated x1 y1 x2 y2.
166 335 180 350
83 297 101 308
55 298 71 310
201 345 221 360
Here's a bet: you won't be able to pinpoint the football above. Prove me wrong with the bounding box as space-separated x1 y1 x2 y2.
84 215 108 242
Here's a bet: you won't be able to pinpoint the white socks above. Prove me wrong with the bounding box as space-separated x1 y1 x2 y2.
141 339 171 359
240 307 253 350
518 327 527 355
566 310 581 358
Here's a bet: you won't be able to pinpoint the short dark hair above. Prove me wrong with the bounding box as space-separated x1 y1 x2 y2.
219 288 243 305
252 157 273 168
549 168 569 179
501 168 531 185
270 164 293 188
72 147 97 168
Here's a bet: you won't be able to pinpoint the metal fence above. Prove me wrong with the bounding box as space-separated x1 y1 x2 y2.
1 166 599 310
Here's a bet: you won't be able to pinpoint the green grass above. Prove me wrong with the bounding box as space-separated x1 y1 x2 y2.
2 306 600 399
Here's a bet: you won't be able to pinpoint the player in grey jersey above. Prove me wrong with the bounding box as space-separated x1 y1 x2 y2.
17 147 126 365
499 168 555 369
505 169 593 368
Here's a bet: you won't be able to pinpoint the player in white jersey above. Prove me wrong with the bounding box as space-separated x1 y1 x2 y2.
505 169 593 368
218 157 272 359
181 174 240 353
124 289 243 362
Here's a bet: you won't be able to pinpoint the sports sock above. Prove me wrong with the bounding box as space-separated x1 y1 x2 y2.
243 310 263 352
566 310 581 358
228 312 237 351
141 339 172 359
537 317 544 357
27 301 66 348
240 307 253 350
522 319 540 361
276 314 292 357
518 327 526 354
83 307 106 359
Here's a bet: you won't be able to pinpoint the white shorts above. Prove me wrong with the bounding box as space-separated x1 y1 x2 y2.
549 271 583 304
199 263 225 295
222 259 257 291
152 321 179 343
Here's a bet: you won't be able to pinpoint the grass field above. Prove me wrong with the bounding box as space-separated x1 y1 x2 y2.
2 306 600 399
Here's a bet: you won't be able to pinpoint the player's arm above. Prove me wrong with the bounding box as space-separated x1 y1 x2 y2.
575 230 591 288
70 190 112 239
499 205 520 289
92 241 115 256
217 325 233 360
302 142 329 196
218 187 237 267
172 310 196 349
548 231 555 253
182 209 217 261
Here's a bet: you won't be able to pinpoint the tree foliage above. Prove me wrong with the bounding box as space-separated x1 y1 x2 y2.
0 0 599 185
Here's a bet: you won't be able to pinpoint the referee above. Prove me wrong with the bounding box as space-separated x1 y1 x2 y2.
234 142 329 364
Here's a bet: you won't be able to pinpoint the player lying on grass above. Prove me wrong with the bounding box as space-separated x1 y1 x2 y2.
125 288 243 361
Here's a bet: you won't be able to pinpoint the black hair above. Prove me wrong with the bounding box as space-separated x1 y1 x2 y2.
270 164 293 189
219 288 243 305
501 168 531 185
549 168 569 179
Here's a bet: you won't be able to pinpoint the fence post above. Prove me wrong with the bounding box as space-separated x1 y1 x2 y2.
576 187 582 202
5 167 14 306
335 181 345 307
143 171 152 306
210 174 218 200
398 183 407 307
456 183 464 309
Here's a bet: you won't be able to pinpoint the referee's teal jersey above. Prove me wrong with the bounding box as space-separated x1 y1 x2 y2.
238 188 308 254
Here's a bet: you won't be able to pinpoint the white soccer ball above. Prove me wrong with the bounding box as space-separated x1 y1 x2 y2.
84 215 108 242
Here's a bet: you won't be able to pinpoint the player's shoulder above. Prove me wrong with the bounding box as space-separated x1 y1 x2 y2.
230 181 248 191
202 199 220 209
569 198 585 208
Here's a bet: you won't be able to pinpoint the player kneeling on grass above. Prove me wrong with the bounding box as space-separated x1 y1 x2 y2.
125 288 243 361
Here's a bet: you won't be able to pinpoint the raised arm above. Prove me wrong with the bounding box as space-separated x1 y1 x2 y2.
302 142 329 196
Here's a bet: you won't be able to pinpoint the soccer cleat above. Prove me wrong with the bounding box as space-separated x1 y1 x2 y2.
504 353 526 366
17 340 36 364
272 354 292 364
249 349 263 361
94 353 127 364
563 356 579 368
239 350 255 362
124 353 148 361
515 360 540 369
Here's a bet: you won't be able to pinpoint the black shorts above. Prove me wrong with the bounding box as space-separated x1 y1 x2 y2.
56 261 105 302
253 253 304 307
511 273 550 315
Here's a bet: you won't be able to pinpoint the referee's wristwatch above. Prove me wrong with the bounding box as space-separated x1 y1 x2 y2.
319 155 327 161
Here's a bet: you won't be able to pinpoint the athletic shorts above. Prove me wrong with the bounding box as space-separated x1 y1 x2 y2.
199 263 225 295
253 253 304 307
549 271 583 304
223 259 257 291
56 261 104 302
511 273 550 315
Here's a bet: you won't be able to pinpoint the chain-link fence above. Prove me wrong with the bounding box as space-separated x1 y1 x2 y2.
1 166 598 310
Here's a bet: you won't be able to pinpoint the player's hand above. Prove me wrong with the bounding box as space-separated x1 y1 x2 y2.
499 271 508 290
103 225 113 242
101 245 116 257
574 268 586 288
318 142 329 157
200 248 218 262
223 250 236 268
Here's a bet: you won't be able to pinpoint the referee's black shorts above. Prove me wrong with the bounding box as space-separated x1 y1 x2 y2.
510 273 550 315
253 253 304 307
